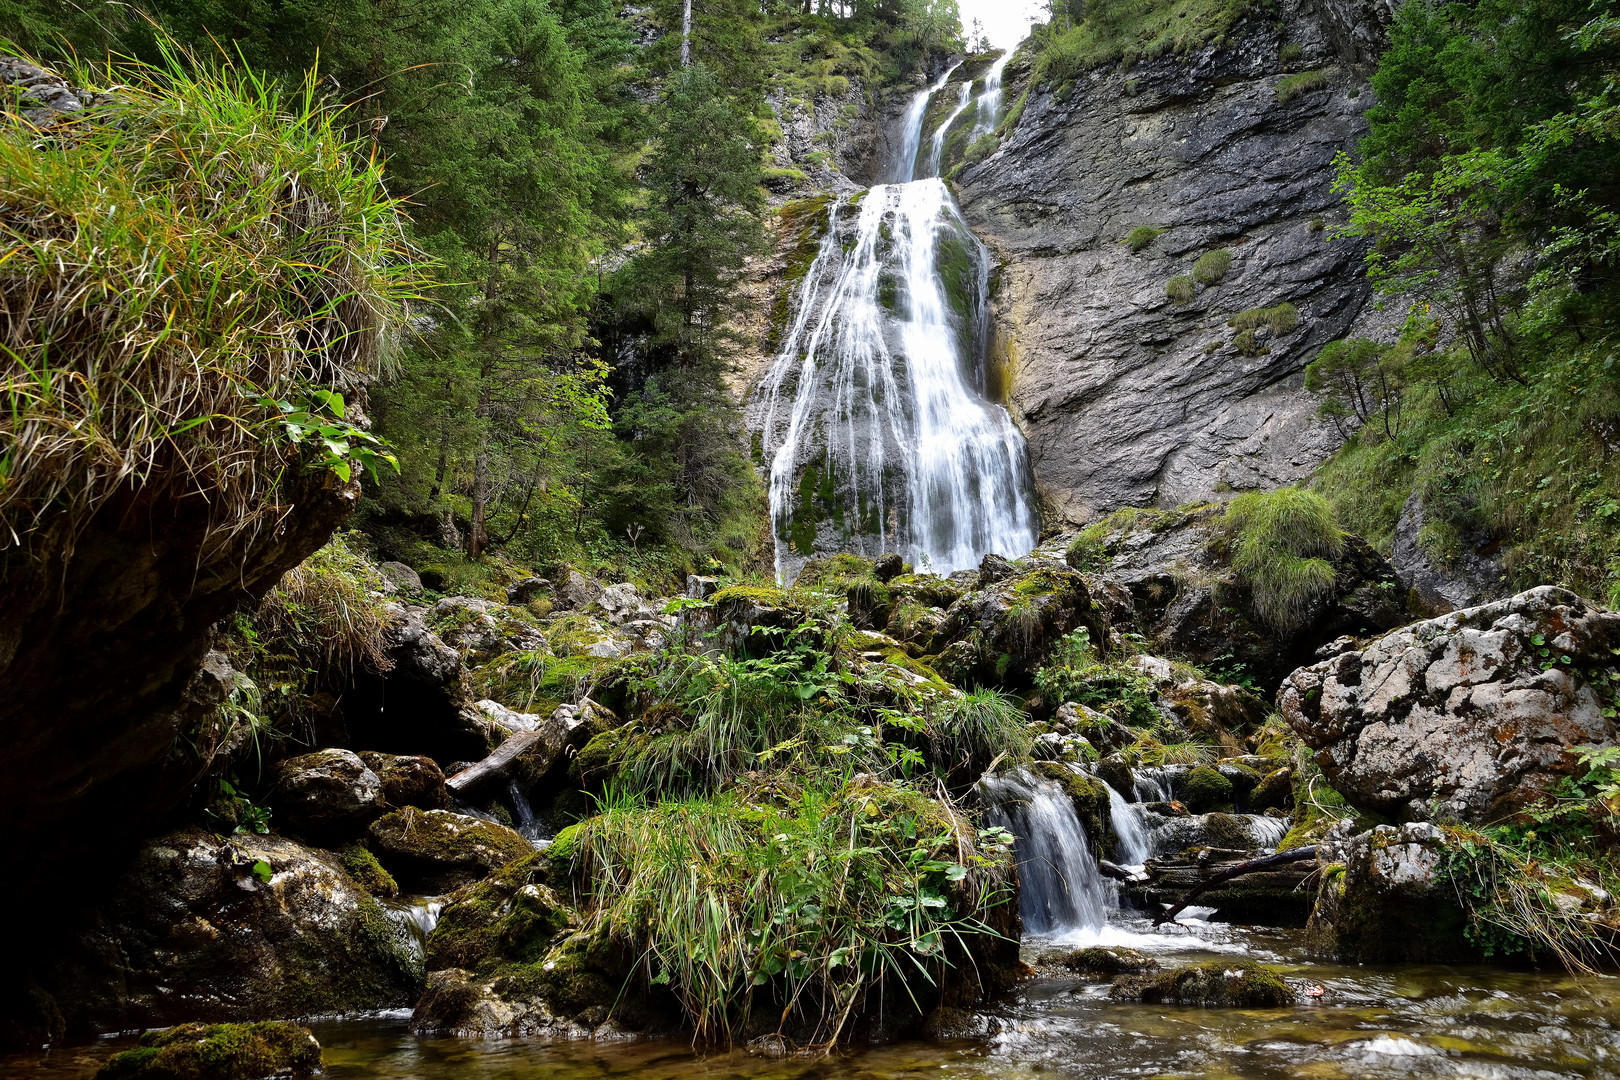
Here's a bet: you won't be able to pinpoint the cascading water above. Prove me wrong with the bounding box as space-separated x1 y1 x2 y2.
1104 780 1152 868
979 769 1112 935
929 80 973 177
969 52 1012 139
756 61 1038 580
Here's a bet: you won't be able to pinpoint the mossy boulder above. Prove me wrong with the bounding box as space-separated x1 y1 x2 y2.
267 749 386 841
933 567 1101 690
30 828 420 1034
97 1022 321 1080
1306 822 1476 962
1052 946 1158 976
706 585 812 657
1109 961 1293 1007
425 852 576 976
1181 766 1234 812
368 808 532 893
338 843 397 897
357 753 449 811
1251 767 1294 812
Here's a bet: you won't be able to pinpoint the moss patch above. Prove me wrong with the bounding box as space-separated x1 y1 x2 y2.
1182 766 1234 812
1109 961 1293 1007
339 843 397 897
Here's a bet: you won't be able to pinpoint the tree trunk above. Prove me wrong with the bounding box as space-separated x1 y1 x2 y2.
681 0 693 66
1151 846 1319 926
467 382 492 558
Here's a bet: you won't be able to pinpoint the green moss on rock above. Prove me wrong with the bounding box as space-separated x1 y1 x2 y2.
1182 766 1234 812
338 843 397 897
425 852 574 975
97 1022 321 1080
1053 946 1158 975
1109 961 1293 1007
368 808 532 892
1032 761 1111 853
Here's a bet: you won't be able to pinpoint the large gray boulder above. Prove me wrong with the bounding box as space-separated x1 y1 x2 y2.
430 596 547 665
1280 587 1620 823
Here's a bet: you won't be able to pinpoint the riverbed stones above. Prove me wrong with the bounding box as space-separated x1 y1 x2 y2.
357 752 448 811
1305 820 1474 962
431 597 548 665
1052 946 1158 976
1280 586 1620 823
268 750 387 838
1109 961 1294 1007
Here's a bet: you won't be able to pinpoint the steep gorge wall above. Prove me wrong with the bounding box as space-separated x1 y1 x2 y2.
958 0 1395 527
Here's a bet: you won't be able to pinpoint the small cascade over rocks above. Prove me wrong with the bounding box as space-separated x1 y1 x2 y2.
979 769 1111 935
969 52 1012 140
757 60 1037 579
1105 781 1153 869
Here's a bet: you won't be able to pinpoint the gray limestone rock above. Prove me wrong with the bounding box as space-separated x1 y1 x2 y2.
1280 586 1620 822
1389 489 1510 614
956 4 1392 526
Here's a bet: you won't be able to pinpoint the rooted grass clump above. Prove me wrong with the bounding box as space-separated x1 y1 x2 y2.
1166 275 1197 304
254 536 395 679
558 780 1014 1045
1126 225 1163 252
1192 249 1233 285
1219 488 1345 633
1229 302 1299 335
1276 69 1329 103
1 48 425 561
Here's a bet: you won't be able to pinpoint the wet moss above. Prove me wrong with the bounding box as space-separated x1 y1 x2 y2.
1053 946 1158 975
1182 766 1234 812
1251 767 1294 812
97 1022 321 1080
338 843 397 897
425 852 573 975
1032 761 1111 852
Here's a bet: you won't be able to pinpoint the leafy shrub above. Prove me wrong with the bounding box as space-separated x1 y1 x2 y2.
1034 629 1159 727
1191 249 1233 285
1220 488 1345 633
1126 225 1163 252
1166 275 1197 304
1276 69 1329 102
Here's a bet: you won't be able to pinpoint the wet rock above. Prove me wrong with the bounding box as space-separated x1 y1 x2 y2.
343 605 490 766
933 567 1101 689
268 750 386 839
1305 820 1474 962
1128 841 1317 926
874 552 905 582
685 574 720 599
36 828 420 1033
1109 961 1294 1007
95 1021 322 1080
1094 754 1135 796
377 561 422 598
1250 767 1294 812
1065 506 1406 688
920 1006 995 1039
357 753 448 811
977 553 1016 586
1052 946 1158 976
368 808 532 893
1280 586 1620 823
1056 701 1134 753
1031 761 1112 852
957 9 1391 525
1180 766 1233 813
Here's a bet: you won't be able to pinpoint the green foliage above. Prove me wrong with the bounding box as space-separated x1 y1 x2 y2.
0 45 423 551
559 778 1012 1044
1165 274 1196 304
1220 488 1344 633
253 537 395 681
1031 0 1265 84
1034 629 1158 726
928 688 1032 777
1229 302 1299 335
1275 68 1327 103
1126 225 1163 252
1191 248 1233 285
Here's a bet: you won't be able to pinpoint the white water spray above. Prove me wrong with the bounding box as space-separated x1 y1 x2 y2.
757 62 1038 579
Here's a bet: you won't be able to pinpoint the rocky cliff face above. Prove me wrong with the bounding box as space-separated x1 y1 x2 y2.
956 0 1396 527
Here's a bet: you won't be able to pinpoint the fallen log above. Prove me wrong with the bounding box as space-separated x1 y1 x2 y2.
445 730 545 796
1151 846 1319 926
1098 859 1134 882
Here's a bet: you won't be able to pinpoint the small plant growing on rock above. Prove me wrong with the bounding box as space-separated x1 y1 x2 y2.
1166 275 1196 304
1232 329 1266 356
1276 69 1329 103
1218 488 1345 634
1279 42 1304 64
1192 249 1233 285
1126 226 1163 252
1230 302 1300 335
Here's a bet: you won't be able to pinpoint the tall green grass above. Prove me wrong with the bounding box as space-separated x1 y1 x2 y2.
1220 488 1345 633
558 780 1013 1046
1 42 427 558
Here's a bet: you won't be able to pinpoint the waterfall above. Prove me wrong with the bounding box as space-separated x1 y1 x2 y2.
979 769 1111 935
929 80 973 177
970 52 1013 139
507 777 550 848
1104 781 1152 868
757 59 1038 579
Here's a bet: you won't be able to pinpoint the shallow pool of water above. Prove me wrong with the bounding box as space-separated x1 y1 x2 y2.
7 919 1619 1080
